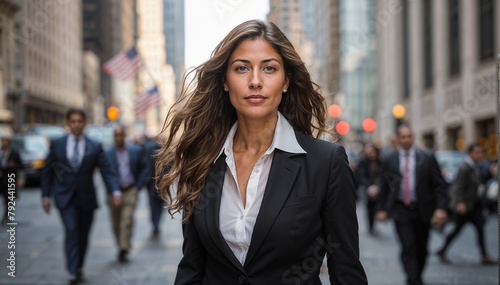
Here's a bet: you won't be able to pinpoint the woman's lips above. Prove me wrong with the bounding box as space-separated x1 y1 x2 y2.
245 95 267 104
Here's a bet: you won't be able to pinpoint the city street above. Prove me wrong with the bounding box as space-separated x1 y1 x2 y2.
0 173 498 285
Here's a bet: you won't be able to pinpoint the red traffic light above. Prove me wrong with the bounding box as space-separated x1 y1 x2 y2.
335 120 350 136
362 118 377 133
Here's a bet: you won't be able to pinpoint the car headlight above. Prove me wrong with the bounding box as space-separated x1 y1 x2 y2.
31 160 45 169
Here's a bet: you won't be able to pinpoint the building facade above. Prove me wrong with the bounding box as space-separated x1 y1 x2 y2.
83 51 102 125
375 0 499 158
339 0 376 142
268 0 340 106
163 0 185 98
10 0 84 127
0 0 20 126
136 0 175 135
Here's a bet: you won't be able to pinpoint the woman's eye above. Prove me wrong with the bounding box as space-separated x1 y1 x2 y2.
264 66 277 72
236 66 248 72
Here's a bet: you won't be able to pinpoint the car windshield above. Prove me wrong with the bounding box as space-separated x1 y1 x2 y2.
30 126 65 139
435 151 467 183
13 136 49 154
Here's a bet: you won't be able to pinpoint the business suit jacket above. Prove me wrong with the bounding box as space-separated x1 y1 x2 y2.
376 148 447 222
448 160 481 212
106 144 149 189
41 135 120 211
175 131 367 285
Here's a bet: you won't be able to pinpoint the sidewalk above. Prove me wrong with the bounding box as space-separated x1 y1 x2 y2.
0 174 498 284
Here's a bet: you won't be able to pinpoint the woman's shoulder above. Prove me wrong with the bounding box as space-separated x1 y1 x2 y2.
294 131 343 155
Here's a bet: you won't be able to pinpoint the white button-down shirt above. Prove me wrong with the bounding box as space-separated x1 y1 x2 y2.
216 112 306 265
66 134 85 167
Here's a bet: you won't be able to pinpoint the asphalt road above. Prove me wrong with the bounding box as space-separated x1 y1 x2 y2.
0 173 498 285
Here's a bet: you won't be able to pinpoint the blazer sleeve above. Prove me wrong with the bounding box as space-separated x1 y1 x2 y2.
175 217 207 285
97 143 120 194
322 145 368 284
429 153 448 210
134 147 150 189
452 163 468 205
356 158 371 189
41 140 56 199
376 156 391 213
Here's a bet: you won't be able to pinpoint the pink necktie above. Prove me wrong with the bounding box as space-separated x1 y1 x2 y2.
403 151 411 205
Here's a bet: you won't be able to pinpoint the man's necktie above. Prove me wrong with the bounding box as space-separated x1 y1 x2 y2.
403 151 411 205
71 138 80 171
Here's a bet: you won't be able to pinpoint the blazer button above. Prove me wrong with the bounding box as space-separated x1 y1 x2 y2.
239 275 248 284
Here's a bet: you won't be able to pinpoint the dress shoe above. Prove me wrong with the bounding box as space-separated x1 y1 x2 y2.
481 256 497 265
68 276 78 285
76 268 85 282
151 231 160 240
118 250 129 263
436 250 450 264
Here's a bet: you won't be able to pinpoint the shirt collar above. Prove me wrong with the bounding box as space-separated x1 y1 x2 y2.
214 112 306 163
68 133 83 142
398 147 415 157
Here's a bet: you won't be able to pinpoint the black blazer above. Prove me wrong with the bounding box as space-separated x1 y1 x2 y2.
376 148 447 222
175 131 367 285
41 135 120 211
448 161 481 212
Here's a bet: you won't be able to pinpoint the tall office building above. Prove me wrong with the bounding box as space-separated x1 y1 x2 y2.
12 0 84 126
0 0 20 127
163 0 185 98
137 0 175 135
339 0 376 141
375 0 499 157
82 0 135 123
268 0 340 106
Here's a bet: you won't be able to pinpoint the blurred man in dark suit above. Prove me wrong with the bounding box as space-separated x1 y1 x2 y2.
437 143 496 265
41 109 121 285
376 125 447 285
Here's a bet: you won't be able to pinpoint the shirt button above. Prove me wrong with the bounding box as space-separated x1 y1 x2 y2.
255 169 260 173
240 215 243 220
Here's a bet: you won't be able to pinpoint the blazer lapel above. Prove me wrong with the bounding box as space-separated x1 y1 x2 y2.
414 149 424 193
244 150 301 267
204 154 245 272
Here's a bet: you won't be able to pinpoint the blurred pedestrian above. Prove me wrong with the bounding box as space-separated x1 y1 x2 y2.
143 133 164 239
106 125 148 263
436 143 496 265
357 142 382 236
41 108 122 285
0 136 23 225
376 124 447 285
156 19 367 284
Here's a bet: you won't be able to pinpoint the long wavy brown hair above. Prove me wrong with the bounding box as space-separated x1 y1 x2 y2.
156 19 330 223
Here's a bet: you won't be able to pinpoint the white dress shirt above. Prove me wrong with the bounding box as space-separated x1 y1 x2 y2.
398 147 416 202
217 112 306 265
66 134 85 167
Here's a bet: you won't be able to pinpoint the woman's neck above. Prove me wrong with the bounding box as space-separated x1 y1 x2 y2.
233 114 278 156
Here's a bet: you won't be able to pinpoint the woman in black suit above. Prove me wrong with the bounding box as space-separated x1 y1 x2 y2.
357 143 382 236
156 19 367 284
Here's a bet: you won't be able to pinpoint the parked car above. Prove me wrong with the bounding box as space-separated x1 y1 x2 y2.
84 125 115 151
434 150 467 184
12 134 50 185
26 124 66 140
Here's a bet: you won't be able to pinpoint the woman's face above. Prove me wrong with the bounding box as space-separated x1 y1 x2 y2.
224 38 289 122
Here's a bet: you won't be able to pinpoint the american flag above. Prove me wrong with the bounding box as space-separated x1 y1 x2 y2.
103 47 143 80
134 86 161 117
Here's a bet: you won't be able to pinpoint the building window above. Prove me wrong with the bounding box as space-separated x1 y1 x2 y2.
402 0 409 98
423 0 433 88
449 0 460 76
479 0 495 60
